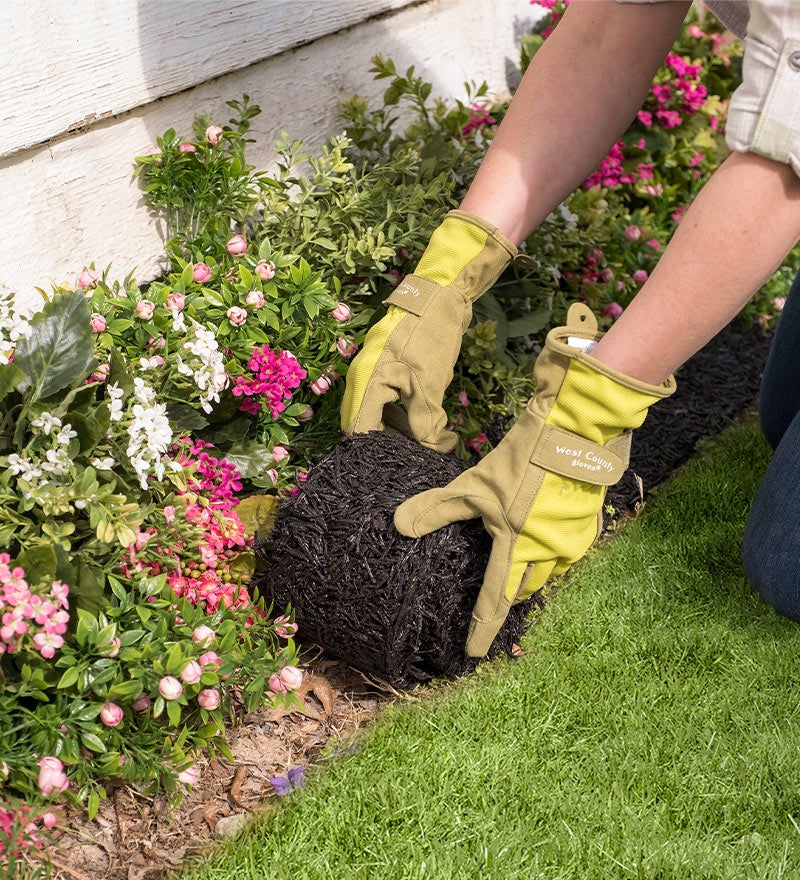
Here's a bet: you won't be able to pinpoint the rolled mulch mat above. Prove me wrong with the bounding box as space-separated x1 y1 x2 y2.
254 431 540 688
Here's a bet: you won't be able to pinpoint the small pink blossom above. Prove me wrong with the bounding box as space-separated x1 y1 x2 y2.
163 505 176 525
632 269 649 285
197 688 221 710
132 693 151 713
206 125 224 146
602 302 624 320
135 300 155 320
90 363 111 383
100 702 124 727
181 660 203 685
193 262 212 283
296 406 314 422
331 302 351 322
279 666 303 691
271 445 289 463
637 110 653 126
42 812 58 829
273 615 298 639
227 306 248 326
269 673 286 694
266 468 279 485
336 338 358 358
772 297 786 312
458 390 470 407
624 225 641 242
245 290 265 309
167 292 185 311
90 313 106 333
255 260 276 281
103 637 121 658
77 268 98 290
139 145 162 163
227 235 247 256
646 239 661 250
192 625 216 646
178 142 196 154
311 374 332 396
37 757 69 797
198 650 222 669
178 764 200 786
158 675 183 701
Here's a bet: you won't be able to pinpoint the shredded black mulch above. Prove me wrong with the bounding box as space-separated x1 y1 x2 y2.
254 323 772 688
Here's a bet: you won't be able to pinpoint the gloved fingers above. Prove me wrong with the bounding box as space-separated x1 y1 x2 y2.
394 486 489 538
404 381 458 454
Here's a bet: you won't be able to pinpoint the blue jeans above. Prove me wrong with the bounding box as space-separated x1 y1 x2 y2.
742 269 800 619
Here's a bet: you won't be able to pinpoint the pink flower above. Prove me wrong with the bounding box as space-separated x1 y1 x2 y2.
255 260 276 281
245 290 265 309
206 125 224 146
268 673 286 694
42 812 58 829
602 302 624 320
132 693 151 713
227 235 247 256
311 375 332 396
336 338 358 358
623 225 641 242
181 660 203 685
227 306 248 326
90 363 111 384
178 142 196 154
178 764 200 786
687 24 705 39
198 650 222 669
90 313 106 333
772 296 786 312
632 269 649 285
163 505 176 525
135 300 155 320
193 262 212 283
266 468 279 485
139 145 162 163
103 637 120 658
637 110 653 127
192 625 216 646
158 675 183 701
458 390 470 407
37 757 69 797
646 239 661 250
197 688 221 710
279 666 303 690
77 268 98 290
271 445 289 463
100 702 124 727
273 615 298 639
296 406 314 422
167 292 185 311
331 302 351 322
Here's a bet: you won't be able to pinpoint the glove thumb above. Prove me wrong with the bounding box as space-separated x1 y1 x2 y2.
394 483 483 538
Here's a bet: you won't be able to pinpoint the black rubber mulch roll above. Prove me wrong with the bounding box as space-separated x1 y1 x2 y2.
254 431 540 689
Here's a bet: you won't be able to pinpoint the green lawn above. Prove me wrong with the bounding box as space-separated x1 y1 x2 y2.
182 417 800 880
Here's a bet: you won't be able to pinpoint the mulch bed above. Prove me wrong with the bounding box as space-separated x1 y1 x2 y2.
44 322 773 880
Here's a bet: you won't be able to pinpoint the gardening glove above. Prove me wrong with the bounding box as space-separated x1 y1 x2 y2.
340 209 521 453
394 302 677 657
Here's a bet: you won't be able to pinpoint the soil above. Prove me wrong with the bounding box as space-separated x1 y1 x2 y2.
38 323 773 880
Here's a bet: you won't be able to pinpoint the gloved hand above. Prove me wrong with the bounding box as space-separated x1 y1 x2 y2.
394 303 677 656
340 210 519 453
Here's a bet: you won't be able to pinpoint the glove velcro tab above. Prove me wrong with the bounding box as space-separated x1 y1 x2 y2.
529 418 631 486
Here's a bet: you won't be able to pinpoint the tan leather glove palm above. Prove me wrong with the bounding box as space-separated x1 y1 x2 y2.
394 303 677 657
340 210 518 453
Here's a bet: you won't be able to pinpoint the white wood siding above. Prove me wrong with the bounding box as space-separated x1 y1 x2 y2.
1 0 535 312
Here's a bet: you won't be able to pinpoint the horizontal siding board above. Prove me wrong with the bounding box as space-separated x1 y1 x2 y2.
1 0 418 158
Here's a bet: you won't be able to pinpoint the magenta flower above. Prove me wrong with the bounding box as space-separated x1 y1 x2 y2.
602 302 624 320
632 269 649 285
231 345 307 418
227 235 247 256
193 262 212 283
100 702 124 727
623 225 641 242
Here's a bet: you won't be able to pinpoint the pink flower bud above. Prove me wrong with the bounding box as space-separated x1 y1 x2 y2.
178 764 200 786
268 673 286 694
197 688 221 710
90 363 111 383
163 505 176 525
90 313 106 333
167 292 185 311
135 300 155 320
103 637 121 658
255 260 276 281
193 262 212 283
336 338 358 358
296 406 314 422
279 665 303 691
179 142 196 154
632 269 649 285
330 302 351 322
198 650 221 668
772 296 786 312
132 693 151 713
245 289 265 309
227 235 247 256
77 268 98 290
623 225 641 242
42 811 58 829
158 675 183 701
192 625 215 646
180 660 203 685
140 145 162 163
646 239 661 251
311 375 332 396
267 468 279 485
273 615 298 639
602 302 624 320
37 757 69 797
227 306 248 326
271 445 289 463
100 702 124 727
205 125 224 146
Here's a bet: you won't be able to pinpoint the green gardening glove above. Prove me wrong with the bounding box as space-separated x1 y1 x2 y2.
394 303 677 657
340 210 519 453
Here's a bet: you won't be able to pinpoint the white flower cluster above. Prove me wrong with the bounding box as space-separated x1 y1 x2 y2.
125 378 173 489
175 319 229 414
5 413 77 497
0 289 30 366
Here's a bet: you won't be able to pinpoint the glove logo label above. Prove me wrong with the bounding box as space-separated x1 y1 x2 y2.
394 280 421 297
532 425 627 486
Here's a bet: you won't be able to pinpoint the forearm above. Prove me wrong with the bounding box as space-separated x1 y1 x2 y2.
461 0 690 243
592 152 800 384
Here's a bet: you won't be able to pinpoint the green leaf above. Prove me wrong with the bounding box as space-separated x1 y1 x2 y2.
222 439 274 480
166 402 209 431
166 699 182 727
13 290 96 401
81 732 107 753
57 667 80 689
87 790 101 821
506 309 553 338
0 362 25 401
106 679 144 702
73 563 104 615
16 544 57 586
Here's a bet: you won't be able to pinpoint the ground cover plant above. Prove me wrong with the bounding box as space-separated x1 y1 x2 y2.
2 2 798 876
181 418 800 880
